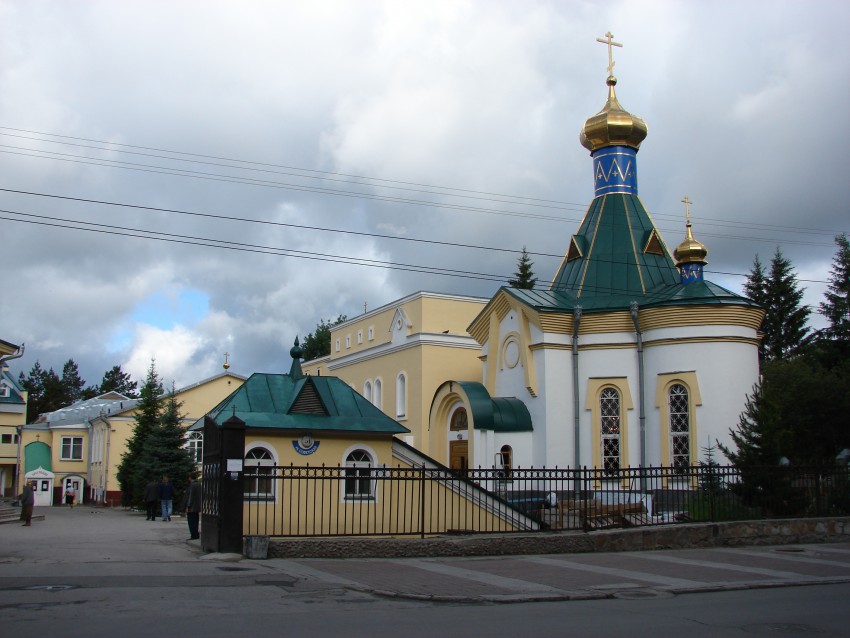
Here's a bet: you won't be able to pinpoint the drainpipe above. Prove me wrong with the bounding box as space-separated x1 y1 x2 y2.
629 302 647 492
572 306 582 496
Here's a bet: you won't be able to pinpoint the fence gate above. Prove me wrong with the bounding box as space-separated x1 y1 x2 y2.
201 414 246 553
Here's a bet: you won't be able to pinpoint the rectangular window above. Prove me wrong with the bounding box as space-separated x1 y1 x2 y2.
345 335 351 348
368 326 374 341
1 433 13 444
344 467 374 499
61 436 84 460
357 330 363 344
335 339 340 352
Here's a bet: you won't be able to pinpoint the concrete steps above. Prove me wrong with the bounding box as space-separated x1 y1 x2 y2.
0 504 46 525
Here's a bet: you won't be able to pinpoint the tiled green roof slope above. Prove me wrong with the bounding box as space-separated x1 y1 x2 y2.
538 193 757 312
201 372 409 434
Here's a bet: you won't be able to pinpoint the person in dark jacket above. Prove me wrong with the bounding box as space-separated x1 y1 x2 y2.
19 481 35 526
144 479 159 520
158 475 175 522
182 474 202 540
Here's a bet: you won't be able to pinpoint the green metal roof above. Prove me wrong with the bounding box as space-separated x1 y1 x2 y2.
456 382 533 433
198 372 409 435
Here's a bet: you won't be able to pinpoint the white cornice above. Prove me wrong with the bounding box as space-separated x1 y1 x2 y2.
335 290 487 331
325 332 481 370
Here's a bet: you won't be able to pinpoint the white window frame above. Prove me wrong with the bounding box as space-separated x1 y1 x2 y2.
363 380 373 403
342 446 376 501
244 444 277 501
345 334 351 349
357 329 363 344
335 339 340 352
185 431 203 464
368 326 374 341
61 436 84 461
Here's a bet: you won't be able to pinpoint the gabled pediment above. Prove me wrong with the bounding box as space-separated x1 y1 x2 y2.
643 229 665 256
566 235 587 262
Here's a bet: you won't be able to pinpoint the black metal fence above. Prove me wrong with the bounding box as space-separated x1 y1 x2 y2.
243 464 850 538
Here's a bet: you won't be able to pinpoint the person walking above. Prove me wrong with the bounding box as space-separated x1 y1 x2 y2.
65 484 76 508
182 474 202 540
19 481 35 526
158 475 175 522
144 479 159 520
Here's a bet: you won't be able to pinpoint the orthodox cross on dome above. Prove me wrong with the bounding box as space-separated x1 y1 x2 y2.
681 195 693 225
596 31 623 76
223 352 230 370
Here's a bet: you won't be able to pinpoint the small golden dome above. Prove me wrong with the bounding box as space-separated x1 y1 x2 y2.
674 222 708 265
580 76 648 153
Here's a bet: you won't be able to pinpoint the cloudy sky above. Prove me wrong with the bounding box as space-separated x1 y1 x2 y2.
2 0 848 391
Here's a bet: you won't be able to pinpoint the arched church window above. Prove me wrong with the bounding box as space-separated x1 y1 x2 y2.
600 387 621 473
344 449 374 499
244 447 275 500
363 380 372 403
668 383 690 470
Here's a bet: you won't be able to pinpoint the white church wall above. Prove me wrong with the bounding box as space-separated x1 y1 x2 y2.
643 333 760 465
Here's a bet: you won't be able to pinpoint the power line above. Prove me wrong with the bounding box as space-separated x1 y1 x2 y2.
2 126 847 238
0 188 832 284
1 146 841 250
1 204 832 294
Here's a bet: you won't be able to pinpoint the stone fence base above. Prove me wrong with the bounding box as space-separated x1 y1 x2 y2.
267 517 850 559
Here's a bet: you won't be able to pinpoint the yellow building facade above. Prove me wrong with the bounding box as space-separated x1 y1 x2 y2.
20 371 245 506
302 291 487 463
0 339 27 498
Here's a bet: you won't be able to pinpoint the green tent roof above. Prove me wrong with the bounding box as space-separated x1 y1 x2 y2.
197 372 409 435
520 193 758 313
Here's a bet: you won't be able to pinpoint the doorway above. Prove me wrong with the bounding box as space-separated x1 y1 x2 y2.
450 440 468 475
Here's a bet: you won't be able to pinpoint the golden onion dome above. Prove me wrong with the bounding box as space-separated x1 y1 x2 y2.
674 221 709 265
580 75 648 153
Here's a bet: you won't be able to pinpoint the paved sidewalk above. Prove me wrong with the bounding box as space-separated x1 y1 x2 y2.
275 542 850 603
2 504 850 605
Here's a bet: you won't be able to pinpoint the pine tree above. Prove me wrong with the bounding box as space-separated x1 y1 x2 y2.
116 360 163 507
100 365 138 397
820 233 850 343
19 362 64 422
301 314 348 361
508 246 537 289
757 248 811 360
60 359 86 405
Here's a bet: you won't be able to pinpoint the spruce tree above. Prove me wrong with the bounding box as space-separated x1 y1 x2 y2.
137 385 196 503
758 248 811 360
508 246 537 289
117 360 163 507
719 379 786 467
820 233 850 343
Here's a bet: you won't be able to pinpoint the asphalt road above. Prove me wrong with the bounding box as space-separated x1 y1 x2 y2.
2 505 849 637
